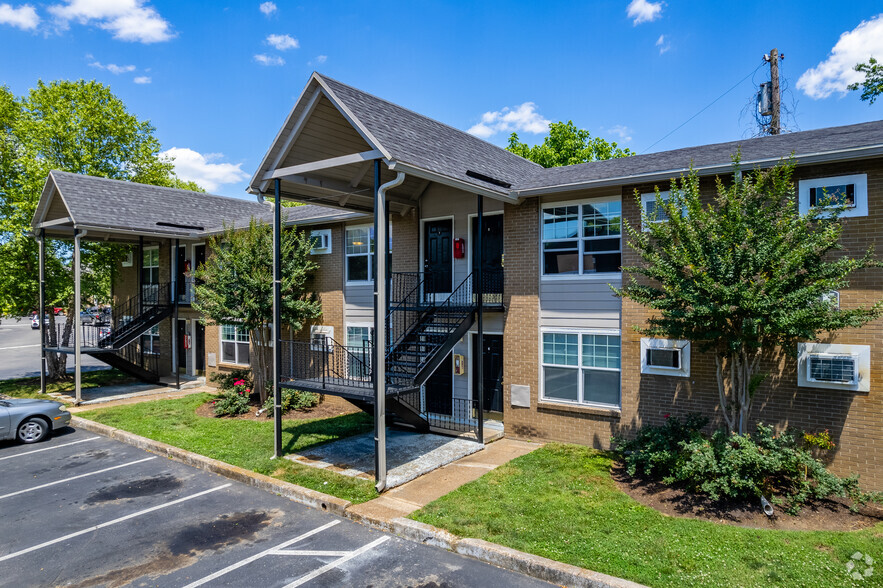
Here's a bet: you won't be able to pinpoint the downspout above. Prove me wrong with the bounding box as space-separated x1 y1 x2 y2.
373 169 406 493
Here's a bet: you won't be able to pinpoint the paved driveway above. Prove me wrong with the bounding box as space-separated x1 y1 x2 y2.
0 318 107 380
0 427 552 587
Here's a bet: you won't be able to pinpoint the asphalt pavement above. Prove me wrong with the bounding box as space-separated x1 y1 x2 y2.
0 427 554 587
0 318 108 380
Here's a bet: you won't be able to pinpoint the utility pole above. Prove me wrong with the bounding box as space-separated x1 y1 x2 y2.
765 48 782 135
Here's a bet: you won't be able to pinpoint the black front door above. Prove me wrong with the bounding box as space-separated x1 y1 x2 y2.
425 353 453 416
177 319 187 372
473 334 504 413
471 214 504 295
423 219 453 294
195 321 205 374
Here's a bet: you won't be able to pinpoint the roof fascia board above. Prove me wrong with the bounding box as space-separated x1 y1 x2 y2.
313 78 392 161
256 84 324 194
74 224 199 240
263 149 383 181
201 212 370 237
513 143 883 197
386 161 518 203
36 216 72 228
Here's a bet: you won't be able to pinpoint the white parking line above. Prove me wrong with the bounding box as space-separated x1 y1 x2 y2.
0 344 41 350
0 456 157 500
0 483 231 562
181 520 342 588
0 437 99 461
283 536 390 588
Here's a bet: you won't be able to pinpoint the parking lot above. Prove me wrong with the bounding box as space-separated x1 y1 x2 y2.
0 427 551 588
0 318 107 380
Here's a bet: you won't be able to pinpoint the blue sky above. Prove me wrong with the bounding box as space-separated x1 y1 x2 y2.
1 0 882 197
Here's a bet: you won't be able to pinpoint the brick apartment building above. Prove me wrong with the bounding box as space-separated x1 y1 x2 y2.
33 73 882 490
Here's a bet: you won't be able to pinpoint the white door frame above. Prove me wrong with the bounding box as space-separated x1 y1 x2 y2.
419 215 455 302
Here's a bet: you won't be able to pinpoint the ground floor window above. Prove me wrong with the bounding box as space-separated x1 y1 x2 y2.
141 324 159 355
346 325 373 379
221 324 250 365
542 331 620 408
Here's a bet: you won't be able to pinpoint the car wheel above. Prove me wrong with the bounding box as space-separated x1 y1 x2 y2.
17 417 49 444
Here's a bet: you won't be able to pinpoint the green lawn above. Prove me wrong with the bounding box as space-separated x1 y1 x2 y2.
77 393 377 504
0 369 135 401
412 444 883 588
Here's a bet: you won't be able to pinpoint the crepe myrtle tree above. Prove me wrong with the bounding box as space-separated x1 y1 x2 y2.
613 159 882 434
192 216 322 403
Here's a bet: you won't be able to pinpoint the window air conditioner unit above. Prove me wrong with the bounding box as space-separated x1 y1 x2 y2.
806 353 858 385
310 230 332 254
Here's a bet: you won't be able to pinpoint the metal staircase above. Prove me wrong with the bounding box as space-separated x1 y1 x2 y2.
47 282 173 383
280 270 503 436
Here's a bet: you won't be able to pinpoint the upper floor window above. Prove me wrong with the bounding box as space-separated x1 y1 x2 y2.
542 198 621 276
142 247 159 284
798 174 868 219
346 225 374 282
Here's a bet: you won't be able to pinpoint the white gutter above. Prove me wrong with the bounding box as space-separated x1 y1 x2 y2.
374 170 406 494
512 143 883 198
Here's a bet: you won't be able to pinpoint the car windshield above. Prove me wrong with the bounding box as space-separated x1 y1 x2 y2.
0 401 10 407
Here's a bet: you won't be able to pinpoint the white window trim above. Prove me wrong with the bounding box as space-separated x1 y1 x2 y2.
345 323 373 380
797 342 870 392
141 324 160 356
345 224 374 285
641 190 671 231
539 328 622 409
798 174 868 219
220 324 250 366
540 197 623 280
640 337 691 377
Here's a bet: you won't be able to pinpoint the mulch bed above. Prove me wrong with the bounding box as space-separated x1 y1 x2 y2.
195 394 361 421
611 462 883 531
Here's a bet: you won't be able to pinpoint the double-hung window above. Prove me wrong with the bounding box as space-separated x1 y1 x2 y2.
345 226 374 282
542 199 621 276
221 324 250 365
542 332 621 408
345 325 373 379
141 246 160 302
140 325 159 355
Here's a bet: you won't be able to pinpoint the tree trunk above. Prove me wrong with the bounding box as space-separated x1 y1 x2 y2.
714 350 761 435
250 325 272 404
45 303 72 381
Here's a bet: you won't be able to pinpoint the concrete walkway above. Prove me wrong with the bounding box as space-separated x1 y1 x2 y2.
347 438 540 523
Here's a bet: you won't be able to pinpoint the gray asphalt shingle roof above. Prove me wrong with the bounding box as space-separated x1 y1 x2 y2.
515 120 883 192
42 171 359 235
318 74 542 194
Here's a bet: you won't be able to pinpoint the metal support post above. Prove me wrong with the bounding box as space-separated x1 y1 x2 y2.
476 195 484 444
74 229 83 404
174 238 180 389
373 159 388 492
38 229 47 395
273 179 283 458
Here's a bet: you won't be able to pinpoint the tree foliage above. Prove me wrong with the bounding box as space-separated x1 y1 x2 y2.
847 57 883 105
0 79 202 379
613 159 882 434
192 217 322 402
506 121 633 167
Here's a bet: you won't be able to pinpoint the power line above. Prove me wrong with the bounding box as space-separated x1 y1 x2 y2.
640 61 766 154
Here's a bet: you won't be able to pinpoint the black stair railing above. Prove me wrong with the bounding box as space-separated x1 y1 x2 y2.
98 282 172 348
280 337 373 393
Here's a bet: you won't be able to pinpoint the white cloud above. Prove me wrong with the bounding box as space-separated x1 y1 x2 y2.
254 53 284 66
627 0 663 25
259 1 276 16
656 34 670 54
134 75 151 84
467 102 551 139
797 14 883 99
49 0 174 43
605 125 633 142
266 33 298 50
89 60 135 74
316 54 327 64
0 3 39 30
161 148 247 192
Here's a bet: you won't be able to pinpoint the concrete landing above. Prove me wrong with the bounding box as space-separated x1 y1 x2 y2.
347 438 540 523
287 428 485 489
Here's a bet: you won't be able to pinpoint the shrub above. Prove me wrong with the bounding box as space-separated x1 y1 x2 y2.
212 379 252 417
209 368 252 392
615 415 866 513
261 388 320 415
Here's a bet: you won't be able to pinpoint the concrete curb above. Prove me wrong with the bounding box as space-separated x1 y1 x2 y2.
70 416 351 516
386 518 646 588
71 416 645 588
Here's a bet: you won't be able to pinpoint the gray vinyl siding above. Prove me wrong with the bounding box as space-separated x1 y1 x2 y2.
539 277 622 330
344 283 373 323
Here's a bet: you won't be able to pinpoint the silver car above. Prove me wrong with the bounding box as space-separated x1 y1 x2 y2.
0 399 72 443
